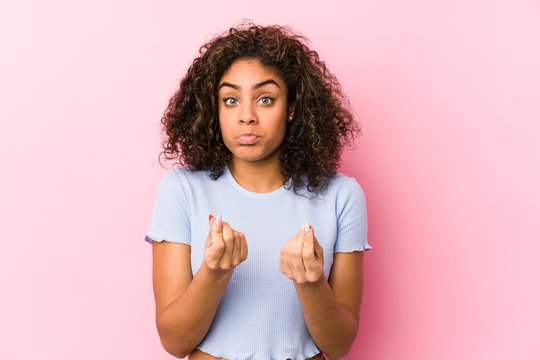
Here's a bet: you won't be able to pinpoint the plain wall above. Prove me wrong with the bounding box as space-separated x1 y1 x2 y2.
1 0 538 359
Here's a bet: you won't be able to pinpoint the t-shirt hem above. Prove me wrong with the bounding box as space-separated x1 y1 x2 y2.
334 244 373 253
143 234 191 246
195 344 322 360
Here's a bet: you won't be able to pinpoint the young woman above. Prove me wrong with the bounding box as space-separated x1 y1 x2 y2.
143 21 372 360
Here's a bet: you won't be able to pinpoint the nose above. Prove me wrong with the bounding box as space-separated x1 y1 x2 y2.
240 118 257 124
239 102 258 125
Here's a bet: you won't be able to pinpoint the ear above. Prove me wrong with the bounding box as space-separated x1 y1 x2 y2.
287 102 296 122
288 101 296 114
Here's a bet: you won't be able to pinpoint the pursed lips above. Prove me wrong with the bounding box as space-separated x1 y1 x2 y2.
236 134 261 144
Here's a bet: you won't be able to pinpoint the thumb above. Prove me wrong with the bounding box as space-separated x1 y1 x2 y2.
206 214 215 248
213 214 223 233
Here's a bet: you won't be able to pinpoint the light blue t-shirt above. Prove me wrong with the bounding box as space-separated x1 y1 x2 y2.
143 164 372 360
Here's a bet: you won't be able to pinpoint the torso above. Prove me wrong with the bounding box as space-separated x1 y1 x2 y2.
189 348 323 360
170 166 348 360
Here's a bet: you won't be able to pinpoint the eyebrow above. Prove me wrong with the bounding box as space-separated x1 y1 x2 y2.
218 79 280 91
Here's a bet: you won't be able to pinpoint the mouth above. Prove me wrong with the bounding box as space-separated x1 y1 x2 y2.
236 135 261 145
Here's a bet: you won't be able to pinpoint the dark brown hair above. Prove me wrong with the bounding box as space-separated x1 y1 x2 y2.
159 19 361 198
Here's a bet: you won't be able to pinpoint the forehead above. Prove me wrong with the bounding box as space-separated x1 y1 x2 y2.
218 59 284 88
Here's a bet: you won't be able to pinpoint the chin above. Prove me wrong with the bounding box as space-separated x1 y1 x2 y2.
234 156 266 163
231 151 272 163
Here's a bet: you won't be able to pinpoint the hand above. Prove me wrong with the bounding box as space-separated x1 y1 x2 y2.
204 214 248 273
279 221 324 284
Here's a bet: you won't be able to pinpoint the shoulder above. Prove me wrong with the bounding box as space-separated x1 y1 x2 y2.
160 165 212 186
328 172 367 218
292 171 365 204
155 166 214 200
328 172 365 198
294 172 365 212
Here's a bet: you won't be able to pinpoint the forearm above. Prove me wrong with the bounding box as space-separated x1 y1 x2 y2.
157 262 233 358
294 277 359 360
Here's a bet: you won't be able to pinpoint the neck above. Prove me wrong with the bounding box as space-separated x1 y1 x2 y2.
227 157 288 194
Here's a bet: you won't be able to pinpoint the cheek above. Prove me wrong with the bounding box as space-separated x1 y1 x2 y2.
217 112 232 133
218 120 235 149
217 104 231 125
219 122 231 140
270 116 288 135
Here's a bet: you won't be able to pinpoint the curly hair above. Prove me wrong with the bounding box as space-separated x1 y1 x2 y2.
158 19 361 198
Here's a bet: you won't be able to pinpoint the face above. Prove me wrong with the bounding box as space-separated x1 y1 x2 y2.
217 58 293 167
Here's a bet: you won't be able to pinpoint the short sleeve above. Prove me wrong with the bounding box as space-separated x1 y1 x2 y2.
334 177 372 253
142 169 191 245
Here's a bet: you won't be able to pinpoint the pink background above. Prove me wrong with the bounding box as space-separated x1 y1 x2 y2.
1 1 539 359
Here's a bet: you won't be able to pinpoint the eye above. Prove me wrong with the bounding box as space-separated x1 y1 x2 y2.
223 97 238 106
258 96 275 105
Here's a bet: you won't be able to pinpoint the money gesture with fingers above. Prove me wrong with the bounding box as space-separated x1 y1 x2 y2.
279 221 324 284
204 214 248 273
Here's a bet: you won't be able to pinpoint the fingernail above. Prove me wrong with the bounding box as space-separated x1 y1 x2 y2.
216 214 222 229
301 220 309 234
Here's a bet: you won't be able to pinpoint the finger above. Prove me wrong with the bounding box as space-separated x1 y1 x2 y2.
206 215 213 249
293 237 307 281
210 216 225 263
303 232 318 274
287 247 295 277
302 229 314 258
309 224 323 261
230 230 237 260
307 225 323 267
213 214 223 234
240 233 248 261
231 231 241 266
314 236 324 262
209 214 224 248
220 223 234 269
279 246 287 275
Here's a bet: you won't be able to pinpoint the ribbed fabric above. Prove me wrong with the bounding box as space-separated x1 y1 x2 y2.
143 164 372 360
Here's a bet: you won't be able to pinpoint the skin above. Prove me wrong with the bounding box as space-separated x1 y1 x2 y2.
217 58 295 193
152 58 365 360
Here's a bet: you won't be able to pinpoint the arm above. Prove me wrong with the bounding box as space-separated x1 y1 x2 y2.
279 225 365 360
294 251 364 360
153 215 247 358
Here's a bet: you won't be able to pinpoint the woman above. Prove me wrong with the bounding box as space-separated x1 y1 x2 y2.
143 21 373 360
